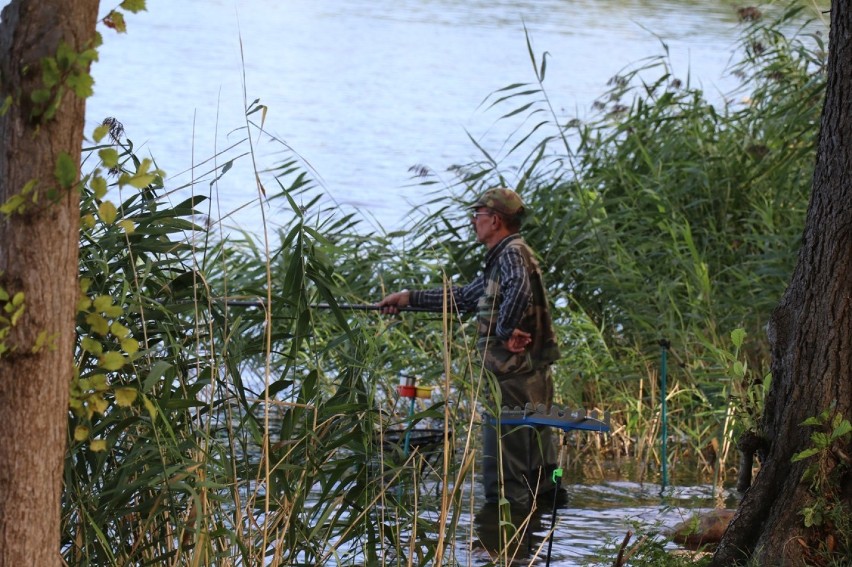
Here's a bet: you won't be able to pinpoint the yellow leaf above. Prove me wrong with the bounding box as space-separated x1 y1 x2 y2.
126 173 156 189
99 351 125 370
80 278 92 293
90 175 107 199
121 337 139 354
105 306 122 318
110 321 130 339
90 374 109 391
98 201 117 224
98 148 119 168
93 124 110 143
77 296 92 312
93 295 113 312
118 220 135 234
85 313 109 336
89 438 107 452
114 387 137 407
73 425 90 441
81 214 96 229
81 337 103 355
90 394 109 415
94 296 123 318
143 395 158 422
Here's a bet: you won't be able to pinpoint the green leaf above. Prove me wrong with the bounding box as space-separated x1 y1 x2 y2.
55 152 77 188
831 419 852 440
143 361 170 393
30 88 51 104
730 328 746 349
811 432 831 448
791 447 820 462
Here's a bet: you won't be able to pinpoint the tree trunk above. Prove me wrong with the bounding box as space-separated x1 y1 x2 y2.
713 3 852 565
0 1 99 565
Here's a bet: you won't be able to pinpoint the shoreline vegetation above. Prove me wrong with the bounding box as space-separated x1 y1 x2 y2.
66 6 831 565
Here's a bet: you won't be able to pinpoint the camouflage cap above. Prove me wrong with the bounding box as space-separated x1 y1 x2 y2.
471 187 525 217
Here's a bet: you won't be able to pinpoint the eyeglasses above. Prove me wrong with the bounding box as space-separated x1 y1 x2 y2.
470 211 493 221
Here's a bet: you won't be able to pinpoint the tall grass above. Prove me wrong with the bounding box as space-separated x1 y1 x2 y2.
63 6 826 566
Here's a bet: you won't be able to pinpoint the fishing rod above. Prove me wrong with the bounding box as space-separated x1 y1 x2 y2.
222 299 440 313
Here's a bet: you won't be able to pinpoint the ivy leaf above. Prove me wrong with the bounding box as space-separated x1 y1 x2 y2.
55 152 77 189
68 71 94 99
120 0 146 13
99 351 125 370
114 387 137 407
102 11 127 33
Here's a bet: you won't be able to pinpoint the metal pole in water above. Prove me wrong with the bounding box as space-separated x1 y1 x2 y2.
659 339 670 492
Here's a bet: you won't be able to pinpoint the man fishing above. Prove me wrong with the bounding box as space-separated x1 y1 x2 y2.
377 187 563 508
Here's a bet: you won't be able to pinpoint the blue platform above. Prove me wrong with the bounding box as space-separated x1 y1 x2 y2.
486 403 610 433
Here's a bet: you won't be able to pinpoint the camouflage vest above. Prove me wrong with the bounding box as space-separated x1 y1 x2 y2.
475 237 561 377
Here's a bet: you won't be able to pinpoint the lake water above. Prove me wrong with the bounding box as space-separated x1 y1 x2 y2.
74 0 827 235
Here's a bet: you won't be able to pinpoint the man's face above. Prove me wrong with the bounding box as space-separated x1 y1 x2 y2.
470 207 496 244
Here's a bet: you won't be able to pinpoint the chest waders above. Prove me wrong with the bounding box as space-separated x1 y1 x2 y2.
476 237 562 508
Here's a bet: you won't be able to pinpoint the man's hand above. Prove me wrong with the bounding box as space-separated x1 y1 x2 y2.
505 328 532 353
377 290 411 315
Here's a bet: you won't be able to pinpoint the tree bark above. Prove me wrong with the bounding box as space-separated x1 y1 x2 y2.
713 3 852 565
0 1 99 565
